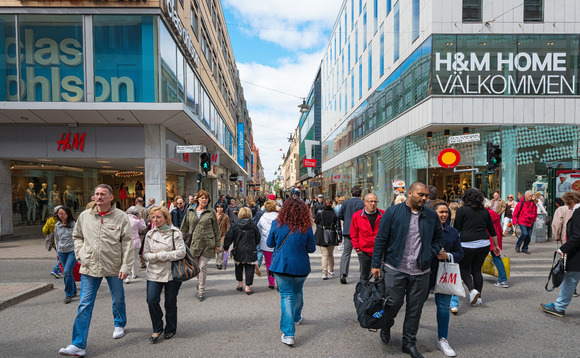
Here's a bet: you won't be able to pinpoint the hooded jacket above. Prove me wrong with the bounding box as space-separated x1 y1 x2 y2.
224 218 261 263
512 198 538 227
257 211 279 252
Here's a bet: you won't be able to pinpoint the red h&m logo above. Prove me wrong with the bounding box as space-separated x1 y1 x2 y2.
438 272 457 285
57 132 86 152
183 153 190 163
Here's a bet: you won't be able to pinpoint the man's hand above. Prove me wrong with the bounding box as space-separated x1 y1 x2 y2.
118 272 128 280
371 268 381 279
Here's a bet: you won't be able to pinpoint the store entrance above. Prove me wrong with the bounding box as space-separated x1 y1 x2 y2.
430 167 474 203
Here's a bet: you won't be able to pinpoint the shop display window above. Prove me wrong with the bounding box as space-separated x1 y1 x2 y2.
0 15 17 101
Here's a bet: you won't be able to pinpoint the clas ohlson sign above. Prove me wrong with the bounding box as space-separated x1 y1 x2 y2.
431 35 579 96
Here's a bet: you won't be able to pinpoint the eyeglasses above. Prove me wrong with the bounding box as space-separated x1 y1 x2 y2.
366 200 378 203
507 196 513 199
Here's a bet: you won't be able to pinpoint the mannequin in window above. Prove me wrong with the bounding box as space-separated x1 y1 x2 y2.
135 180 144 198
50 184 61 209
25 182 37 224
119 183 128 210
37 183 49 221
532 176 547 199
64 185 76 216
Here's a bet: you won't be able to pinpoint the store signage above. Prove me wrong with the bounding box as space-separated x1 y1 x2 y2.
229 173 240 182
211 152 219 166
303 159 317 167
434 52 575 95
165 0 199 68
250 153 254 179
447 133 480 145
57 132 85 152
438 148 461 169
237 123 245 168
392 180 406 195
176 145 203 153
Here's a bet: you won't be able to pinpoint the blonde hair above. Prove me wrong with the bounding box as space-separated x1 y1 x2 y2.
449 202 459 220
394 194 406 205
238 207 252 219
149 205 172 225
264 200 277 212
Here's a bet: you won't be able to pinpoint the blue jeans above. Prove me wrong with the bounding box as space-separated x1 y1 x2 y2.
71 274 127 349
57 251 77 298
516 225 533 251
274 274 307 337
435 294 451 339
53 259 62 274
449 295 459 308
554 271 580 312
257 245 263 267
146 280 182 335
491 251 508 283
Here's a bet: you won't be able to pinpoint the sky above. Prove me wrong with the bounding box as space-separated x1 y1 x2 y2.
221 0 344 182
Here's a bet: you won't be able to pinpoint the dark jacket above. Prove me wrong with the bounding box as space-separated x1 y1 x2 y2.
562 208 580 272
170 207 186 228
311 200 324 217
227 205 240 224
223 218 260 263
371 203 445 272
314 207 342 246
214 199 228 210
429 223 464 291
337 197 365 236
267 220 316 276
453 206 496 242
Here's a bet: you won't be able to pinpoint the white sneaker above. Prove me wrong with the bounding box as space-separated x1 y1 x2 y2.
475 297 482 305
125 277 130 284
328 271 335 276
338 244 344 251
438 338 457 357
295 316 303 325
112 326 125 339
59 344 86 357
132 273 138 279
450 307 458 314
469 289 480 304
281 334 294 346
322 274 328 280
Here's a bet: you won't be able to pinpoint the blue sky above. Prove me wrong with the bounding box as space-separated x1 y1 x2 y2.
222 0 344 181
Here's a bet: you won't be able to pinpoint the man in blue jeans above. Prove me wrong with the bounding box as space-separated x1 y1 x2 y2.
512 190 538 254
59 184 134 357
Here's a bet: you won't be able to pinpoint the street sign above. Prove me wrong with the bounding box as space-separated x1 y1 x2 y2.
229 173 240 182
176 145 204 153
447 133 480 145
438 148 461 168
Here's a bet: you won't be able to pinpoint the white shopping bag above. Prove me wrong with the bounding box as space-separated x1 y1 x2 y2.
433 255 465 297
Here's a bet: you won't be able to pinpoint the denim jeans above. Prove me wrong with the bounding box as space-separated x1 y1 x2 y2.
71 274 127 349
274 274 307 338
554 271 580 312
491 251 508 283
53 258 62 274
146 280 182 335
435 294 452 339
516 225 533 251
449 295 459 308
57 251 77 298
256 244 263 267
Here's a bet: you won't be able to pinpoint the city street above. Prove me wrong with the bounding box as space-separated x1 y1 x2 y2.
0 237 579 357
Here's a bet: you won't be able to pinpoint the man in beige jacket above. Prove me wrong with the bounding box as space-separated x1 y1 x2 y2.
59 184 134 357
491 191 507 216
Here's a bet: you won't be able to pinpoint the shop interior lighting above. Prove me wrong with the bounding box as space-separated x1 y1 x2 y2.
38 159 52 162
463 127 469 134
426 131 433 139
97 160 110 163
444 129 450 137
115 170 143 178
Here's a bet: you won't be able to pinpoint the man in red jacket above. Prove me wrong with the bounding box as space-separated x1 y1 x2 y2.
512 190 538 254
350 193 385 281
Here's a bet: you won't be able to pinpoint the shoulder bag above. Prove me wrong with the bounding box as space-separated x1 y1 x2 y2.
545 250 566 292
315 211 339 247
170 230 199 282
268 230 291 277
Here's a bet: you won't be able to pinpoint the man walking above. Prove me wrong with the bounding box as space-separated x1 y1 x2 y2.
311 194 324 217
337 186 365 284
350 193 384 281
512 190 538 254
214 195 228 210
170 196 187 228
59 184 134 357
371 182 444 358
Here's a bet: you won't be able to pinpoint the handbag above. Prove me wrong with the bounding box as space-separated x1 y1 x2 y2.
433 255 466 297
353 277 387 330
268 231 291 277
315 211 339 247
481 253 511 279
545 250 566 292
170 231 199 282
222 251 230 270
44 233 54 252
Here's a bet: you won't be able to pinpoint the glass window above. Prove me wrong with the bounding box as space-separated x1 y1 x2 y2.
373 0 378 33
186 64 199 114
387 0 391 15
368 41 372 89
394 2 400 61
344 11 347 43
524 0 543 22
363 6 367 51
380 24 385 77
0 15 17 101
190 4 199 38
412 0 420 41
355 23 358 60
462 0 482 22
94 15 157 103
359 0 362 14
348 40 351 71
351 0 354 30
160 23 178 102
18 15 84 102
359 60 363 98
351 75 354 107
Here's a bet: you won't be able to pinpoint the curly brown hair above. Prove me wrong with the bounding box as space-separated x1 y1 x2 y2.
277 198 311 234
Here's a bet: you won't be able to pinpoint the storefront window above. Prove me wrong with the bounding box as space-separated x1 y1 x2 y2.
160 23 179 103
186 63 199 114
18 15 84 102
0 15 17 101
93 15 157 102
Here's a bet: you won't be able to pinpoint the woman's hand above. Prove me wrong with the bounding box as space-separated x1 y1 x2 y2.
493 247 501 256
436 250 449 260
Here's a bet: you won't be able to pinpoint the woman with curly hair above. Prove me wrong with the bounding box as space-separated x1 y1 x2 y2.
454 188 500 306
267 198 316 346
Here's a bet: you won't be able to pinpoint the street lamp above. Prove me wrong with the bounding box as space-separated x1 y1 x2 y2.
298 98 311 114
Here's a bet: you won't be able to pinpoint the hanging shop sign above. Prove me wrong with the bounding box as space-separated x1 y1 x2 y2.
392 180 406 195
438 148 461 169
447 133 480 145
303 159 317 167
176 145 204 153
237 123 245 168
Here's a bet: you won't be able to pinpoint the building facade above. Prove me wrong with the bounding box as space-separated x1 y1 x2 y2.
320 0 580 214
0 0 257 236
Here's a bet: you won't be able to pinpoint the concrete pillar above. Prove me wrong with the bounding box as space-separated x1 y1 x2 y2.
144 125 166 205
0 160 13 237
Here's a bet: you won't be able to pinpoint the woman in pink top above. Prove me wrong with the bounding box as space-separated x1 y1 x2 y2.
126 206 147 283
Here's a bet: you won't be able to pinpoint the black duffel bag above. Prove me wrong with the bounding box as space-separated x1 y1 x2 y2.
353 277 387 331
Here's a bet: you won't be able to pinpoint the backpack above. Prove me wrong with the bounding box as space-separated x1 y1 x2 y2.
353 277 387 331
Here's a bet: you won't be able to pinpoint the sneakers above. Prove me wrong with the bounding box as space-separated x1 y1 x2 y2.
322 274 329 280
64 297 72 304
281 334 294 346
51 271 61 279
125 277 130 284
494 281 509 288
450 307 458 315
437 338 457 357
197 294 206 302
340 275 347 285
475 298 482 305
469 289 480 305
540 303 565 317
295 316 303 326
59 344 86 357
574 289 578 297
132 273 138 279
328 271 335 276
112 326 125 339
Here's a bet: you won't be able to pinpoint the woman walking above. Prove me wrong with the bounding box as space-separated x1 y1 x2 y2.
502 194 516 236
215 203 230 270
180 190 220 301
257 200 279 289
315 199 341 279
484 199 509 288
143 206 186 342
44 206 63 278
453 189 500 305
224 207 261 294
267 198 316 346
54 206 77 303
126 206 147 284
429 200 463 357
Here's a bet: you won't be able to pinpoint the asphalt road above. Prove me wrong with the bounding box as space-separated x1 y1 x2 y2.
1 239 578 358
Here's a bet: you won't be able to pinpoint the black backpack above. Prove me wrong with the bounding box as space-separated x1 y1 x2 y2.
353 277 387 331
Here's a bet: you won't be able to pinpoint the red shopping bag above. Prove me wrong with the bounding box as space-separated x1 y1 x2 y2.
59 261 82 282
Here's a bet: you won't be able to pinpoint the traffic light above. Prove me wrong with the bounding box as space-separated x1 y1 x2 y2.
200 152 211 172
486 142 502 172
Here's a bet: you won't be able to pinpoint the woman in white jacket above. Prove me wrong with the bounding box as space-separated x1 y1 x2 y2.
257 200 279 289
143 206 186 343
